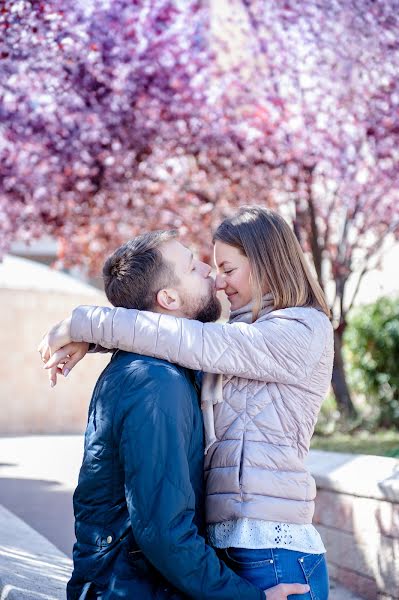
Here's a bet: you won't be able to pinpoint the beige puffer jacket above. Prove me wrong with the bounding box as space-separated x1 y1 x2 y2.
71 304 334 526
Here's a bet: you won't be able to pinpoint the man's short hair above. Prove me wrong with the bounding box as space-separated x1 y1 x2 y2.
103 230 178 309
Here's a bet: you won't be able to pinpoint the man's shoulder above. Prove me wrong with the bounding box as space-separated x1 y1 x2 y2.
106 351 196 399
110 350 184 377
102 352 197 429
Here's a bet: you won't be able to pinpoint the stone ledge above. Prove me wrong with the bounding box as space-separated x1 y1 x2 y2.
313 489 399 538
0 504 72 599
306 450 399 502
307 450 399 600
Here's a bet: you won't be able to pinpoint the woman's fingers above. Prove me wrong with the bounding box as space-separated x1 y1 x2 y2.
44 345 74 370
45 342 90 387
61 343 90 377
37 336 51 364
49 364 61 388
38 316 73 362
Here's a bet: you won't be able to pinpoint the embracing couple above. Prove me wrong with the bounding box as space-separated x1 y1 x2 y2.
39 206 333 599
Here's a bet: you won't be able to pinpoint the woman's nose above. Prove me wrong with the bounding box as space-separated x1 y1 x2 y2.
215 274 226 291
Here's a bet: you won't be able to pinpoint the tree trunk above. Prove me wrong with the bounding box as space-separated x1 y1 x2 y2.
332 328 357 419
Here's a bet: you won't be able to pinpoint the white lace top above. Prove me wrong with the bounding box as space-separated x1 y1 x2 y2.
208 519 326 554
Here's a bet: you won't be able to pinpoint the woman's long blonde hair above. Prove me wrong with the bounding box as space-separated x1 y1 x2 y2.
213 206 330 321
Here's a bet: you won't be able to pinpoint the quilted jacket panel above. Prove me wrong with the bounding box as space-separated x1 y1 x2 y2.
71 305 334 526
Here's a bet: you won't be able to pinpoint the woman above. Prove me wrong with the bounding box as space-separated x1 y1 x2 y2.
43 207 333 598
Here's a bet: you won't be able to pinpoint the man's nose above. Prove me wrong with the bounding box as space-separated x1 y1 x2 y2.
215 274 226 291
199 261 212 277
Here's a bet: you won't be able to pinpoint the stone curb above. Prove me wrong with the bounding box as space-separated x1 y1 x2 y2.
306 450 399 502
307 451 399 600
0 504 72 599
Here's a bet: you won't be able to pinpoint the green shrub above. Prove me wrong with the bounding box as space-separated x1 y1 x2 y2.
344 296 399 428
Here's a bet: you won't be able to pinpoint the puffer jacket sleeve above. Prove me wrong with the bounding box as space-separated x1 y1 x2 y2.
71 305 331 383
116 364 263 600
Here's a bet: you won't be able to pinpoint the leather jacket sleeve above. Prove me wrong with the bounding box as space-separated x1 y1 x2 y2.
116 363 263 600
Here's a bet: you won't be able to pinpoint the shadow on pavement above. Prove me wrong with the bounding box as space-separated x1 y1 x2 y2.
0 477 75 557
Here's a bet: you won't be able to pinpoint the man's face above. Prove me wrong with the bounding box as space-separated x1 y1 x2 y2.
160 240 222 323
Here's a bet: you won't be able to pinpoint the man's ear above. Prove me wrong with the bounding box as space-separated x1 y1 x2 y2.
156 288 182 312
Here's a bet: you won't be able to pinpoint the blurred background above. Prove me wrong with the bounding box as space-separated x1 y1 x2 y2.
0 1 398 599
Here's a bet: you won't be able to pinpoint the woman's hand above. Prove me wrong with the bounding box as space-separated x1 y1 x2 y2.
38 316 73 361
264 583 310 599
40 340 89 387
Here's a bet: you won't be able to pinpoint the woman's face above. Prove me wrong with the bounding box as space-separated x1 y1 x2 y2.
214 241 253 311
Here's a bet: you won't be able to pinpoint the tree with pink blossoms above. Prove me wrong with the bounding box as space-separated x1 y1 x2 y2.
0 0 213 264
1 0 399 416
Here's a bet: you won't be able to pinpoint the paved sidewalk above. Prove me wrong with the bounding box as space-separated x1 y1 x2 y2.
0 435 83 555
329 580 365 600
0 504 72 599
0 436 365 599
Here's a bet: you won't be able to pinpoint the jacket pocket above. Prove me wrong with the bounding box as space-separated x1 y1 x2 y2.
127 549 158 578
126 550 183 598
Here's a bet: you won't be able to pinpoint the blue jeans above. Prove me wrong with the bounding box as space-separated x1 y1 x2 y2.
218 547 329 600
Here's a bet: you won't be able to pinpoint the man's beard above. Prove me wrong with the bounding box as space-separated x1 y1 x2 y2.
182 286 222 323
195 292 222 323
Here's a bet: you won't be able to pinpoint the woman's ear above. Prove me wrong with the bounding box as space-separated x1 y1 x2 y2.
156 288 182 312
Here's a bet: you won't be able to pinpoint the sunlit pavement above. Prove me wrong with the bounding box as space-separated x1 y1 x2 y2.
0 504 72 598
0 435 83 556
0 435 362 599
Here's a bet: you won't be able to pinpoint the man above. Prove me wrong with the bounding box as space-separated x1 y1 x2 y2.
39 231 309 599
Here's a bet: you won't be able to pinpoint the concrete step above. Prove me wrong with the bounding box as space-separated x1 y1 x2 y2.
0 504 72 599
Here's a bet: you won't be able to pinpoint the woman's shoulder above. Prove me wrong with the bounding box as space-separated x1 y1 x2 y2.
256 307 333 351
259 307 333 366
260 305 331 327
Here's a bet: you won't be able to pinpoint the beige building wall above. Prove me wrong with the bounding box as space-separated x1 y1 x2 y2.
0 257 110 434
